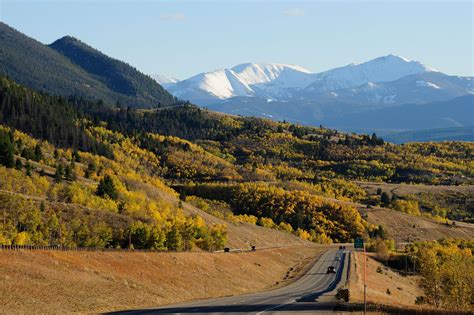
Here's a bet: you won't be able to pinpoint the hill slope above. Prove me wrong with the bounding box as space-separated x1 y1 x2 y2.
49 36 176 107
0 22 176 108
0 246 322 314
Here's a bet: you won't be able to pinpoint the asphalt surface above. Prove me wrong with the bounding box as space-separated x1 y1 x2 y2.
111 248 349 314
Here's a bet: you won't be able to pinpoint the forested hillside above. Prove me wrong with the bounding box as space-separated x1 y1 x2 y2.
0 74 473 250
0 124 227 250
0 22 177 108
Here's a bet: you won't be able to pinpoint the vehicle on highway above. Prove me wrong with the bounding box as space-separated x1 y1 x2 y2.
327 266 336 274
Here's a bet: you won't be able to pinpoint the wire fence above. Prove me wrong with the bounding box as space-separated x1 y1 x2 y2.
0 244 167 253
0 244 296 253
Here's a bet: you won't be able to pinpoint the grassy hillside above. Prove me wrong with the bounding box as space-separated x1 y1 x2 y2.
0 246 322 313
0 22 177 108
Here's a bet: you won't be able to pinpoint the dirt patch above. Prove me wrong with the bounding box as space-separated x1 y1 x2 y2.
0 246 323 314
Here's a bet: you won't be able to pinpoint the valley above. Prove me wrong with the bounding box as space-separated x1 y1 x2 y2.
0 16 472 315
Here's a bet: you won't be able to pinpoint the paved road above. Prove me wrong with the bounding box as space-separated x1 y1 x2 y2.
112 248 349 314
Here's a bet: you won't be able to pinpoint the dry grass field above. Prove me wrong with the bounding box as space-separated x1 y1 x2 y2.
348 251 423 308
360 206 474 242
0 245 323 314
356 181 474 197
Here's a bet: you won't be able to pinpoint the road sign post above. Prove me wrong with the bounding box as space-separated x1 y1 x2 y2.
354 238 366 315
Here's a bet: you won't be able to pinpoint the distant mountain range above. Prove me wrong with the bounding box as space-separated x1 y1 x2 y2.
0 22 471 142
0 22 177 108
157 56 473 141
384 126 474 144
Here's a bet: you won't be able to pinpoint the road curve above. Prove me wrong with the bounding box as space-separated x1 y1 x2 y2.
110 248 349 314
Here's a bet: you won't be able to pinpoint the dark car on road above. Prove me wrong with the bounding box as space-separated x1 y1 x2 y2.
327 266 336 274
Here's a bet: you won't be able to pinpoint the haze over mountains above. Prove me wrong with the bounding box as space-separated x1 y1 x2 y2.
157 56 473 141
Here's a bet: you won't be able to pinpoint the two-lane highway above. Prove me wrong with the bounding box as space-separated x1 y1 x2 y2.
112 248 349 314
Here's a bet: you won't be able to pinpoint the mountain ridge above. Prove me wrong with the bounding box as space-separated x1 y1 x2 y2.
160 56 473 139
0 22 177 108
159 54 440 104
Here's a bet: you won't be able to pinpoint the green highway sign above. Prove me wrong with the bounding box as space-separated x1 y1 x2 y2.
354 238 364 249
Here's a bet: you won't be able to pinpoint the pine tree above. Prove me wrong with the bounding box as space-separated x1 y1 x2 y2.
64 164 73 181
15 158 23 170
96 175 117 200
166 225 183 251
34 144 42 162
25 161 31 176
381 192 391 206
0 131 15 168
73 149 81 162
55 164 64 183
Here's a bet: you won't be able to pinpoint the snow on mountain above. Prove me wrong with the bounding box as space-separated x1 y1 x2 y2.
163 55 440 105
231 63 314 88
152 74 179 86
305 54 435 93
166 63 315 103
315 72 473 107
167 68 253 101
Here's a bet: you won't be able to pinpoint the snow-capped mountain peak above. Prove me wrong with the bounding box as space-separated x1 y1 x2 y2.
306 54 436 93
152 74 179 86
230 62 313 87
166 62 315 102
157 55 455 107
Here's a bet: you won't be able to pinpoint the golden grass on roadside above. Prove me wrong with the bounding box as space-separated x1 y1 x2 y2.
348 251 423 308
0 245 323 314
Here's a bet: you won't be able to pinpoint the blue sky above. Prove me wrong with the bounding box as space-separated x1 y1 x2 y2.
1 0 472 79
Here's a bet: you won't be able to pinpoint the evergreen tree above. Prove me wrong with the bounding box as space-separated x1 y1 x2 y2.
64 164 74 181
55 164 64 183
21 147 35 160
381 191 391 206
166 225 183 251
34 144 42 162
25 161 31 176
96 175 117 200
0 131 15 168
15 158 23 170
370 133 378 146
73 149 81 162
